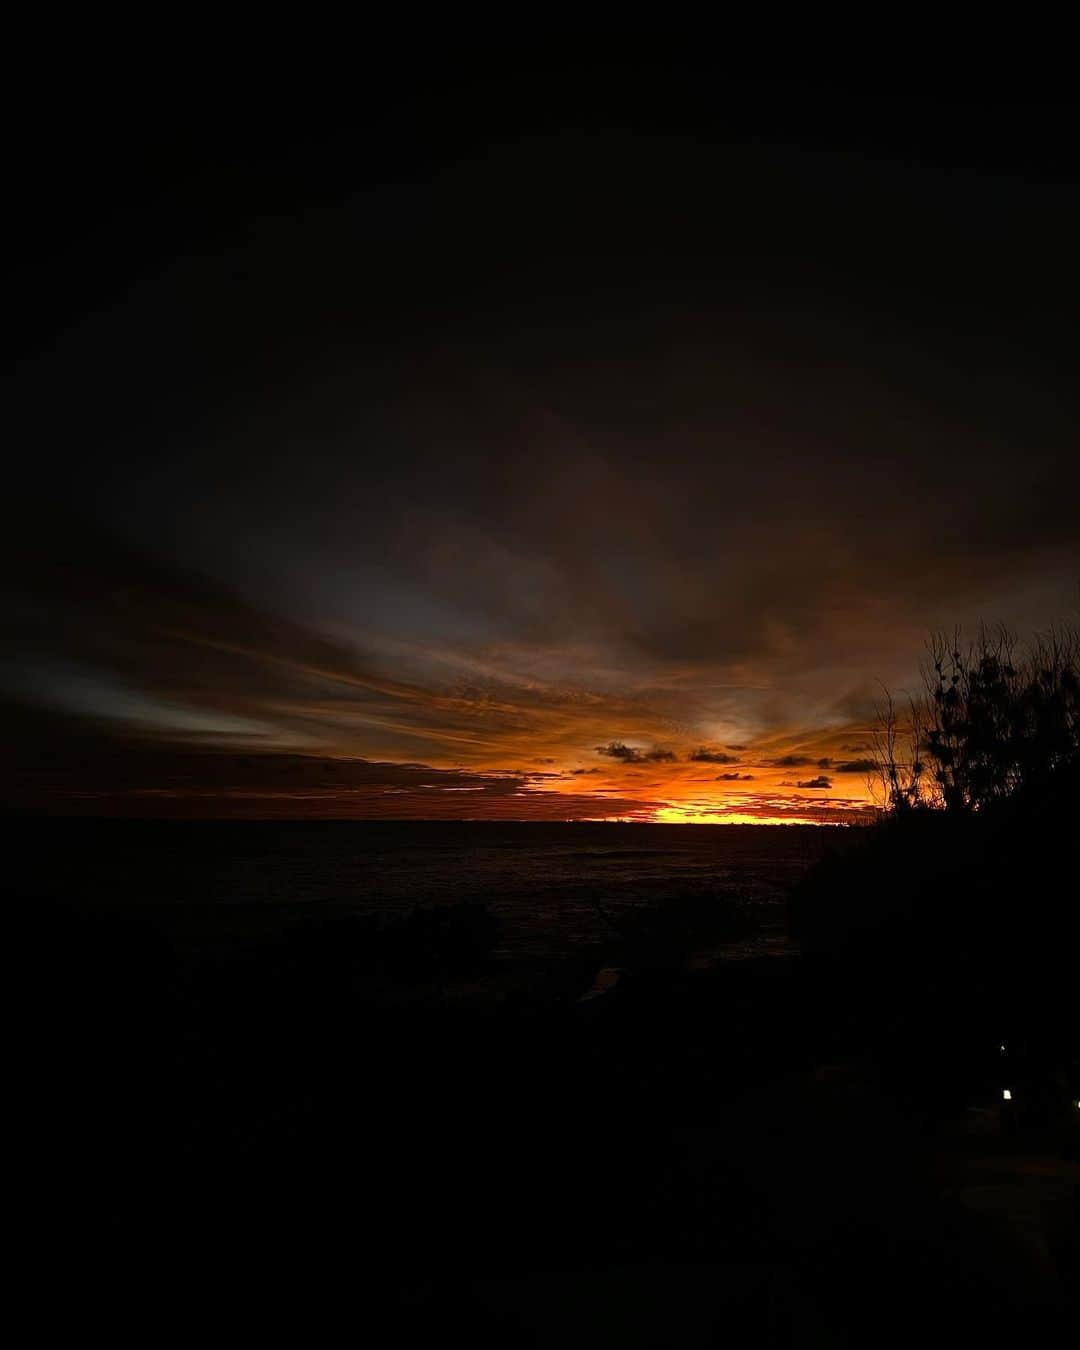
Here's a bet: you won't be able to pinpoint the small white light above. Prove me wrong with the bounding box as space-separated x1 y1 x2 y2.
1002 1089 1012 1101
999 1043 1006 1053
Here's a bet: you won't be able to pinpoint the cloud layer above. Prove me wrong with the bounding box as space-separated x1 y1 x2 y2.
6 114 1077 821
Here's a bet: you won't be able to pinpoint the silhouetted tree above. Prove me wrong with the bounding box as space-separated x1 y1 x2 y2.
874 622 1080 815
870 687 927 813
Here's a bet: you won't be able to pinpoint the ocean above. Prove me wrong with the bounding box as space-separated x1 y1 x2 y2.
26 819 834 969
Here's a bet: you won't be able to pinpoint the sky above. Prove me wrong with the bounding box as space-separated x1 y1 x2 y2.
5 70 1079 822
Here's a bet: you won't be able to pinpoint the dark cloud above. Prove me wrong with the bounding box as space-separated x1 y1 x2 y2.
2 712 662 820
834 758 876 774
796 776 833 789
716 772 754 781
689 748 740 764
596 742 676 764
773 755 813 768
596 741 642 762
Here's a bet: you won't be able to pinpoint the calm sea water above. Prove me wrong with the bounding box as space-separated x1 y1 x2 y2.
28 820 834 963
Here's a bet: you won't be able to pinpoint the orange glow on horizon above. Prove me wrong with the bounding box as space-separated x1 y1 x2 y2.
650 805 850 826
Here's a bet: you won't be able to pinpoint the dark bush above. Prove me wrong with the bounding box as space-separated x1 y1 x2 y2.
795 615 1080 1119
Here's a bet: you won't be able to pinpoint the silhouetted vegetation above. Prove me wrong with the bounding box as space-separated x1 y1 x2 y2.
872 622 1080 814
794 621 1080 1143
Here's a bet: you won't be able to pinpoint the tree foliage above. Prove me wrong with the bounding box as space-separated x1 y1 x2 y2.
874 623 1080 815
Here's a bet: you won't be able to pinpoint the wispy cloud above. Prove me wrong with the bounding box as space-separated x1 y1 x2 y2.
0 525 896 822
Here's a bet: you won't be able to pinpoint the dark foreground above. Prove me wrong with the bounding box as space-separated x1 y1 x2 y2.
20 819 1079 1346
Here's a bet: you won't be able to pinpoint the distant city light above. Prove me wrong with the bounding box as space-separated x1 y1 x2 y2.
1002 1089 1012 1101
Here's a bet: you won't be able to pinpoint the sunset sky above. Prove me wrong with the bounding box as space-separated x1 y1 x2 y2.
6 74 1078 822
